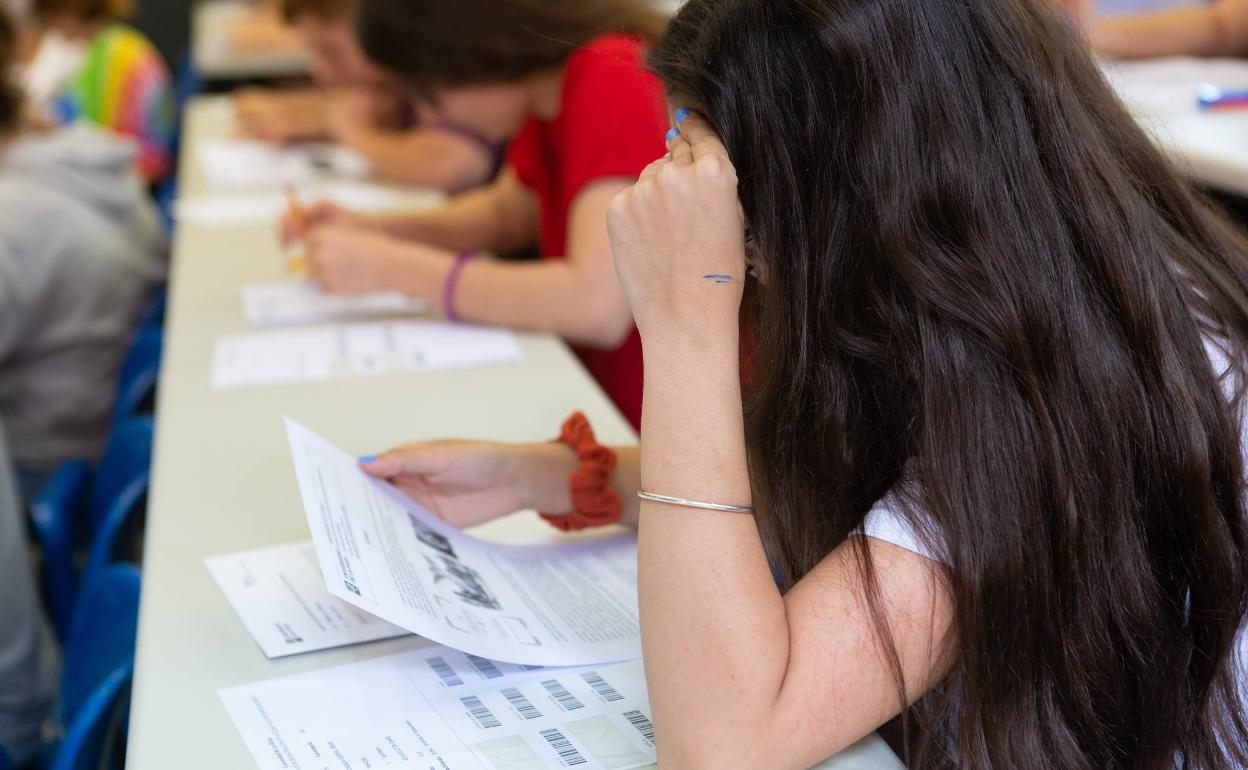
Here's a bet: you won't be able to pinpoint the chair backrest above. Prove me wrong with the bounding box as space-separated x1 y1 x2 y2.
62 564 141 724
87 417 154 539
30 460 93 641
113 327 164 424
50 664 133 770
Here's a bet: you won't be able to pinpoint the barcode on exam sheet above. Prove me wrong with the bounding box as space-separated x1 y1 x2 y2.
459 695 501 729
541 679 584 711
539 728 587 766
501 687 543 720
623 709 656 744
466 654 503 679
581 671 623 702
425 656 463 687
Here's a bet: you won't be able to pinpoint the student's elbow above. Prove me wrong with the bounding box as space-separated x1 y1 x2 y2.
658 731 799 770
578 303 635 350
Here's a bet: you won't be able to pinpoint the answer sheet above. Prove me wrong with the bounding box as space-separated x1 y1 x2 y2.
219 645 656 770
198 139 371 189
210 322 522 389
205 541 409 658
285 418 642 667
242 281 429 327
176 182 438 227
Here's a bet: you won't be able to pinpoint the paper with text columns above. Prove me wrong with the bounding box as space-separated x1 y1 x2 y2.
285 418 642 667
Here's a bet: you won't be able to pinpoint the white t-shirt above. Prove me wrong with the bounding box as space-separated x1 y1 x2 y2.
860 335 1247 755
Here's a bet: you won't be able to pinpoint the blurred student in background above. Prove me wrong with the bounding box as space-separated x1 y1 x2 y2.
22 0 173 181
0 418 57 769
281 0 670 428
1089 0 1248 58
234 0 498 192
0 7 165 503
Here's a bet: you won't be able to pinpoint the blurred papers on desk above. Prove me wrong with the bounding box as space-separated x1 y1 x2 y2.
199 139 371 189
176 183 439 227
242 281 429 327
210 321 523 388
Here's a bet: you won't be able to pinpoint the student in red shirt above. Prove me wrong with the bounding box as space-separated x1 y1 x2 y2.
280 0 669 427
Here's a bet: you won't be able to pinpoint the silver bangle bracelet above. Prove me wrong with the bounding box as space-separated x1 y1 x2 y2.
636 490 755 514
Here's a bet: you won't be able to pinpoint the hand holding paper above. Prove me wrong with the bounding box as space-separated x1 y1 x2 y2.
285 418 641 667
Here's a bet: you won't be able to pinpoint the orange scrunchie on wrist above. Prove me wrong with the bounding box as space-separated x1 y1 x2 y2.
539 412 622 531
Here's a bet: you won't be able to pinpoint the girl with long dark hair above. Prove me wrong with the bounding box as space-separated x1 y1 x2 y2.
361 0 1248 766
280 0 669 427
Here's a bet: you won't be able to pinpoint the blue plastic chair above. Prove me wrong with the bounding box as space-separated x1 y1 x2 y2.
136 289 167 331
30 460 92 640
113 326 163 424
61 564 141 723
0 741 16 770
30 418 154 641
49 564 141 770
82 418 154 589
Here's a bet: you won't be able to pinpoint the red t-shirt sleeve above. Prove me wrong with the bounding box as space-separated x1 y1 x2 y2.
507 119 542 191
554 36 668 201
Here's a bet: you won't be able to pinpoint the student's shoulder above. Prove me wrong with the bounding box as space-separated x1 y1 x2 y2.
566 34 653 84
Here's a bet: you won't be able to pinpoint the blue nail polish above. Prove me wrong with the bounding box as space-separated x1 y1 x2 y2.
665 127 680 143
674 107 690 123
359 455 377 464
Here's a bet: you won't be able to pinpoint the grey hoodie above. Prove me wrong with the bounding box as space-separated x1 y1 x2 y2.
0 125 166 471
0 417 57 764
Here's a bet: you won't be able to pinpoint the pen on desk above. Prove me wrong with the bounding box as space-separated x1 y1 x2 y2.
284 185 308 277
1197 84 1248 111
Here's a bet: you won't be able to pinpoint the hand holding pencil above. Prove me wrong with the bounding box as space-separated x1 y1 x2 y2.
277 191 363 250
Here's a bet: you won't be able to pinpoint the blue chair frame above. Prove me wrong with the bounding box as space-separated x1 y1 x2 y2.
50 564 141 770
30 418 153 641
113 326 163 424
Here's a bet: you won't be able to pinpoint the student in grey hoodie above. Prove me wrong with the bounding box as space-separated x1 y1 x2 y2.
0 416 57 766
0 6 166 503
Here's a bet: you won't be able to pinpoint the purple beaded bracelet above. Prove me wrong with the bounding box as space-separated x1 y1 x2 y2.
442 251 478 323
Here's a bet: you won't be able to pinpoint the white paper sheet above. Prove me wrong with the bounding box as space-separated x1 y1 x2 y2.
176 182 435 227
210 322 523 389
205 541 409 658
242 281 429 327
219 645 656 770
199 139 371 189
284 419 642 667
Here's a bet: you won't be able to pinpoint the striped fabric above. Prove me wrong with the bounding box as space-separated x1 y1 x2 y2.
54 24 174 182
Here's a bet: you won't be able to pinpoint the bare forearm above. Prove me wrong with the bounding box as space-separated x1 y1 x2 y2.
454 258 633 348
637 333 791 767
367 192 521 253
335 127 493 192
1094 5 1248 58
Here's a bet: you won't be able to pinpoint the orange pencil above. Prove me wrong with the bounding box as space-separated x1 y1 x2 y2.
284 185 308 277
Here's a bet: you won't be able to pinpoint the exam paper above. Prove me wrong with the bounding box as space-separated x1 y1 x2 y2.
285 419 642 667
176 182 436 227
210 321 523 389
199 139 371 189
219 645 656 770
242 281 429 327
205 541 409 658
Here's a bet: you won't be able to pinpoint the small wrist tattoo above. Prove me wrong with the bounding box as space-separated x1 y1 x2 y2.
703 274 738 284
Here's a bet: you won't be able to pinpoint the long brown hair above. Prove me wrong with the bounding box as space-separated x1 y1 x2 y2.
0 8 20 133
355 0 668 91
653 0 1248 767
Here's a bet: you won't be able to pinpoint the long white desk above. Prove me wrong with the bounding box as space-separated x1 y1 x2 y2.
124 95 903 770
1107 56 1248 197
